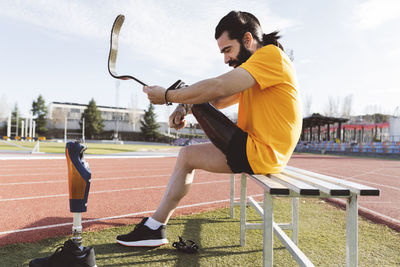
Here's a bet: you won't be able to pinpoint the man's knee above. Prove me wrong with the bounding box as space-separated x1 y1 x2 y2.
177 145 195 170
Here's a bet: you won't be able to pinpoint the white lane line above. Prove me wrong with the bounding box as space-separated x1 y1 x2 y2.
0 174 172 186
317 170 400 191
369 172 400 179
0 163 173 171
333 198 400 224
360 206 400 224
348 168 386 179
345 167 400 179
360 201 400 204
0 194 263 236
0 172 225 186
1 167 66 172
0 167 172 177
0 179 229 202
0 155 174 160
2 173 69 178
346 178 400 191
0 193 69 201
0 180 65 186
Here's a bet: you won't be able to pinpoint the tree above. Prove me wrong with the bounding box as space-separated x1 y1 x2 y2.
362 113 389 123
364 104 383 115
287 49 295 61
341 94 353 118
0 94 9 119
323 96 340 117
80 98 104 139
31 95 48 135
140 103 160 141
303 94 313 117
11 103 19 123
11 103 21 136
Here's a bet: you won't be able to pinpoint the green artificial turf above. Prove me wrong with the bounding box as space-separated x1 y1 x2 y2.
1 198 399 266
0 141 177 154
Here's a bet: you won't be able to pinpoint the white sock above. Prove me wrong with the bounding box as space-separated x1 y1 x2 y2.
144 217 164 230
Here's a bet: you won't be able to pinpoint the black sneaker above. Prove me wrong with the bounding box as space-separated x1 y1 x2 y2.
29 239 97 267
116 217 168 247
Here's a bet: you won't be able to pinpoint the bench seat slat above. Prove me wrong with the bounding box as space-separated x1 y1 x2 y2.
270 173 320 196
285 166 380 196
282 169 350 197
245 174 290 195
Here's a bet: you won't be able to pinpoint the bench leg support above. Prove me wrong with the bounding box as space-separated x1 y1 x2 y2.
346 194 358 267
249 195 314 267
240 173 247 246
263 193 274 267
292 197 299 245
230 174 235 219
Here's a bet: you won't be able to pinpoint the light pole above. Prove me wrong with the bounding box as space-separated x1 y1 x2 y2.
29 112 33 142
21 120 25 138
82 117 85 142
25 118 28 138
7 112 11 138
64 115 67 143
114 80 120 140
32 121 36 139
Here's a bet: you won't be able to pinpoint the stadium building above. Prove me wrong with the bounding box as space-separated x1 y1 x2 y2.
47 102 144 133
46 102 204 140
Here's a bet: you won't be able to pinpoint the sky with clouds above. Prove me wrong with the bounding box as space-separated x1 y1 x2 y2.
0 0 399 122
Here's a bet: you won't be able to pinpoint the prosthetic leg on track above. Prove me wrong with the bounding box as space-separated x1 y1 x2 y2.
29 140 97 267
66 140 92 247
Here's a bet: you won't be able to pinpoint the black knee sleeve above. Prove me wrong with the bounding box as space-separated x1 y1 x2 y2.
191 103 238 155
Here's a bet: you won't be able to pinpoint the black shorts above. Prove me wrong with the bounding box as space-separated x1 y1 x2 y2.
226 128 254 174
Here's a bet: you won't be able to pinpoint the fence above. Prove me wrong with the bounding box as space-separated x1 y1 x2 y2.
295 140 400 157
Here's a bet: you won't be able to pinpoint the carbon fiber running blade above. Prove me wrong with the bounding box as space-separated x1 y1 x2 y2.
108 14 148 86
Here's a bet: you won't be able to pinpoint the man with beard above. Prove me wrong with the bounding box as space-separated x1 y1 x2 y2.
116 10 302 247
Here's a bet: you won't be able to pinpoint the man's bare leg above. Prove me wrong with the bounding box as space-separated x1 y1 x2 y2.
152 142 232 224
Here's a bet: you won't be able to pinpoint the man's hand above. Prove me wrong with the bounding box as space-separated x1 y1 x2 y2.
143 86 166 105
169 105 187 130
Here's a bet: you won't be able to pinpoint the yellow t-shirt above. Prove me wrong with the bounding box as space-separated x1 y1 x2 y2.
239 45 302 174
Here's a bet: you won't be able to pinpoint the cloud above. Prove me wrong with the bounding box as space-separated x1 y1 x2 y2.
353 0 400 29
386 47 400 59
0 0 297 81
114 1 298 80
0 0 107 38
298 58 312 65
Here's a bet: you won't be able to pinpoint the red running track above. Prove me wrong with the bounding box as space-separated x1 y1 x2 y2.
0 153 399 246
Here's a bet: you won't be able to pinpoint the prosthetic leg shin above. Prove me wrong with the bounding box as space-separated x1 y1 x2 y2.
66 140 91 247
29 140 96 267
191 103 239 155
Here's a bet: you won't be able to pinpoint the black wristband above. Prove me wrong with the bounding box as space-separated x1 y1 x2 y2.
165 88 172 106
165 79 183 106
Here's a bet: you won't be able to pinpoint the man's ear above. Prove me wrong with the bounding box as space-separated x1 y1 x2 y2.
242 32 253 48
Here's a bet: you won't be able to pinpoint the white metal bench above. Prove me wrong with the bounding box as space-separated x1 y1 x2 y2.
229 166 380 267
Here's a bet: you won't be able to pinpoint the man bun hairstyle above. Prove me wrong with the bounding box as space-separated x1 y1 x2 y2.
262 31 284 50
215 11 284 50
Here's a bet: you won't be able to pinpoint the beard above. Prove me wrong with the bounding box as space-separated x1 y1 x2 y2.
228 42 252 68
